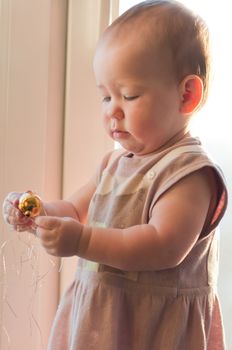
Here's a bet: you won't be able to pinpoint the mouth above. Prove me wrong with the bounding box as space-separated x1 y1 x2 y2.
111 130 129 139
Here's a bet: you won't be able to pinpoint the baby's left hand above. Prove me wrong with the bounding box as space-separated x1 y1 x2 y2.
35 216 83 257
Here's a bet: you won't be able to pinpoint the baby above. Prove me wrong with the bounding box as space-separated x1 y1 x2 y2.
3 1 228 349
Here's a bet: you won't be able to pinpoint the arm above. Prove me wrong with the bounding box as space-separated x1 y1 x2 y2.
78 167 217 270
43 174 97 223
2 175 96 233
36 167 217 270
42 151 113 222
3 152 112 233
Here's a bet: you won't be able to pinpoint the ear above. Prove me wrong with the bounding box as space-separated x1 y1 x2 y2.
179 75 203 115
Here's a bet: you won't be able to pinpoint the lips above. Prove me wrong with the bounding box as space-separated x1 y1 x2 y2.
112 130 129 139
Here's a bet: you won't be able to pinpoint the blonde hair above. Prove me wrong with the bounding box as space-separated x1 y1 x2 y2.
105 0 210 105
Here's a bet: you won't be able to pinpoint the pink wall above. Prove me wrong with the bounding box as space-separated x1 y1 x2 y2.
0 0 67 348
0 0 116 348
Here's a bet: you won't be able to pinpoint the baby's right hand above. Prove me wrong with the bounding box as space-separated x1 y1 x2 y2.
2 192 36 233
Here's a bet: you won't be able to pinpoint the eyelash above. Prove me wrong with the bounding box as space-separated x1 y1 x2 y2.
124 95 139 101
102 96 139 102
102 96 111 102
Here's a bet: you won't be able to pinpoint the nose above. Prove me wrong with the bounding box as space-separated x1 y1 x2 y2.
106 101 124 120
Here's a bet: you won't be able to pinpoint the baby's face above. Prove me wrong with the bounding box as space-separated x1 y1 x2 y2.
94 35 187 155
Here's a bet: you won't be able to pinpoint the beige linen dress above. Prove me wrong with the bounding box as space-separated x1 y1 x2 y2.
48 136 227 350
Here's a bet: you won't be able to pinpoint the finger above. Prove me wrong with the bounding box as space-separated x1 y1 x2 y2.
14 224 27 232
35 216 61 230
2 199 13 216
3 200 15 216
6 192 22 204
36 224 61 251
36 227 56 244
13 198 20 208
37 232 60 256
14 223 35 233
28 227 37 234
4 203 32 226
3 204 19 225
39 244 58 257
3 198 23 218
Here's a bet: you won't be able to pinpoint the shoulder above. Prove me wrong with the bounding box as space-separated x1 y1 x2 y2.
153 139 226 197
148 139 228 230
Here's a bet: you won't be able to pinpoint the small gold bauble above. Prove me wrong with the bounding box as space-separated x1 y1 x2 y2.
18 191 42 217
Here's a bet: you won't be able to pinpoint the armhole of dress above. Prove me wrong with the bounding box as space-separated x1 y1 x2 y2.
208 168 228 231
148 145 228 236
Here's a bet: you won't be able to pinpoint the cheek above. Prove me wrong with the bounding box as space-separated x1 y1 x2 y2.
128 116 154 140
101 105 107 121
131 104 157 130
102 112 110 130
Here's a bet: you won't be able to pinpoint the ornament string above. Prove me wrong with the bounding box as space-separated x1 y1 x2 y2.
1 192 61 348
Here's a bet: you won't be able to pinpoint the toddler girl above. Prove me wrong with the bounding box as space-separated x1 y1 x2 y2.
3 1 228 349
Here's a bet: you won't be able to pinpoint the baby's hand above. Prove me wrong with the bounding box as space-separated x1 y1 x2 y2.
35 216 83 257
2 192 35 233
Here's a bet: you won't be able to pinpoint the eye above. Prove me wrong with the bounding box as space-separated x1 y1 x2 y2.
123 95 139 101
102 96 111 102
